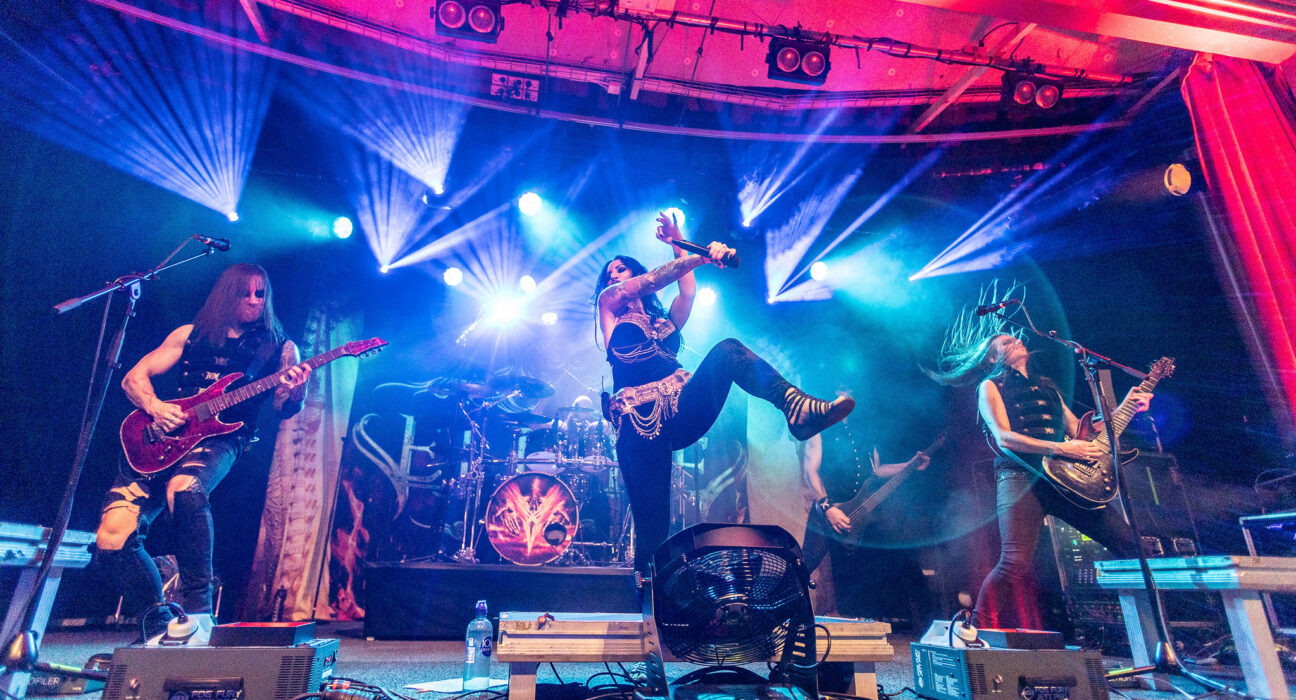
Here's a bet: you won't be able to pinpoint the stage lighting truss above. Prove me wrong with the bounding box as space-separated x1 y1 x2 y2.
766 37 831 86
1001 71 1065 110
490 73 540 103
432 0 504 43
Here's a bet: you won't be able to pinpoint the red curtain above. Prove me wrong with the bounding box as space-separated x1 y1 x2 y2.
1182 54 1296 444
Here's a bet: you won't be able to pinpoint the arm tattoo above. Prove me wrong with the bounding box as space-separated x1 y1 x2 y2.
604 255 705 309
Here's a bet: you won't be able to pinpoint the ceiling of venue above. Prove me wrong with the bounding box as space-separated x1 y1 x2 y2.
188 0 1296 138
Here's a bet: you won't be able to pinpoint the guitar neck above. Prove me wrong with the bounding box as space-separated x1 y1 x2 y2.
196 347 343 416
850 459 921 520
1093 372 1163 448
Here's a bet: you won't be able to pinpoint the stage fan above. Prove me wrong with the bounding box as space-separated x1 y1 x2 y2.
639 523 818 699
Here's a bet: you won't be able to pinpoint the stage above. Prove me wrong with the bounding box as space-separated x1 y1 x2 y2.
32 624 1295 699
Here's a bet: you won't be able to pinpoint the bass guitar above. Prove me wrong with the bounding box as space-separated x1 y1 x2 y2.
999 356 1175 510
120 337 387 475
827 433 946 548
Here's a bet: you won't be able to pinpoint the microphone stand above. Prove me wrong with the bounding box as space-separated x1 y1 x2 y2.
2 238 219 692
987 309 1234 695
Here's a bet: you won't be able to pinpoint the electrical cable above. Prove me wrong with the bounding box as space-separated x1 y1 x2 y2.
547 661 566 685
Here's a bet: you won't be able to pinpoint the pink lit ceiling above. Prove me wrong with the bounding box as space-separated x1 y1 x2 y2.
237 0 1296 133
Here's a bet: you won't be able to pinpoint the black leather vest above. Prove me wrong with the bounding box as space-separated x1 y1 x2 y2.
176 323 285 436
989 369 1065 470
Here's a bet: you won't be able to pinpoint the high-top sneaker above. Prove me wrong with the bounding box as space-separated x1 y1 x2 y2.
783 388 855 441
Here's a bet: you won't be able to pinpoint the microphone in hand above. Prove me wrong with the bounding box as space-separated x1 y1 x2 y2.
193 235 231 252
672 239 741 268
974 299 1020 316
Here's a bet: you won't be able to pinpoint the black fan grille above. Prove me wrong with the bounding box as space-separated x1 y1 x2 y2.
655 546 805 664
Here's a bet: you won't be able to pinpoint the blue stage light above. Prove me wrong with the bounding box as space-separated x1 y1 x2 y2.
540 311 558 326
663 207 686 228
519 275 537 293
810 261 828 281
518 192 543 216
333 216 354 239
697 287 717 306
226 211 240 222
444 266 464 286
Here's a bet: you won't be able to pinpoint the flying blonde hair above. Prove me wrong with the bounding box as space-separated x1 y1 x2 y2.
926 280 1026 387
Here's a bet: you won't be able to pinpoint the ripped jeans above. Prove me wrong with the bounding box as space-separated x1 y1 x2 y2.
94 437 242 615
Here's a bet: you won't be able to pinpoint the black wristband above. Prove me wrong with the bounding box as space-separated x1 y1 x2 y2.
816 498 831 514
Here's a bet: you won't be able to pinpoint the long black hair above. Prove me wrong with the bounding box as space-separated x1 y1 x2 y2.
594 255 671 350
594 255 668 319
190 263 284 347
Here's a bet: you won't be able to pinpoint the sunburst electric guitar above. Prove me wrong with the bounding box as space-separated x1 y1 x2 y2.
999 356 1175 510
120 338 387 475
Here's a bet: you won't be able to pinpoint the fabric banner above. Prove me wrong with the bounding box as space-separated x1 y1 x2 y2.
1182 54 1296 444
244 307 363 621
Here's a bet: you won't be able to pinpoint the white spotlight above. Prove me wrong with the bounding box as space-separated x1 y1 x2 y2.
226 211 240 222
379 264 390 274
443 266 464 286
518 192 543 216
485 295 524 327
332 216 354 239
519 275 537 293
697 287 717 306
809 261 829 281
741 218 754 228
540 311 558 326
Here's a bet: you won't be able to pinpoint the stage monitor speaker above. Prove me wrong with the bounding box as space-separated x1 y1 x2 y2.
911 642 1108 700
102 638 338 700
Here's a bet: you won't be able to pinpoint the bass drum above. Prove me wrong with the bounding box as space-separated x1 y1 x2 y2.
485 473 579 565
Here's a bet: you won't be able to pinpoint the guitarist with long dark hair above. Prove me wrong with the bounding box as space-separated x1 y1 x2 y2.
929 295 1152 628
94 263 310 640
799 388 933 617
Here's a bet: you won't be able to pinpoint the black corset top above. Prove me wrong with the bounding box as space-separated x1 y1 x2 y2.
606 313 682 391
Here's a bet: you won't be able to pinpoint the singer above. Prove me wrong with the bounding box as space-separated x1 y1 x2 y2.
927 292 1151 628
91 264 311 640
595 212 854 574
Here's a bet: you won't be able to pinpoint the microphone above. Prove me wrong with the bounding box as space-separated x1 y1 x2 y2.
193 235 231 252
672 239 741 268
975 299 1020 316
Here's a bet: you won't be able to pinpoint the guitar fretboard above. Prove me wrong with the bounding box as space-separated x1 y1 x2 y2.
1091 366 1168 450
192 347 347 420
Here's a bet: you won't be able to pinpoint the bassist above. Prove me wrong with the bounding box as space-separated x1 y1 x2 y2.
799 395 931 617
94 263 310 637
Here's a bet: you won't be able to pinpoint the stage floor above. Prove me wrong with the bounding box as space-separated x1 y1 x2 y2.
33 623 1295 699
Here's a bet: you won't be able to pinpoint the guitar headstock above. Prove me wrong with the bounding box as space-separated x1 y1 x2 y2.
343 338 389 358
1149 356 1175 381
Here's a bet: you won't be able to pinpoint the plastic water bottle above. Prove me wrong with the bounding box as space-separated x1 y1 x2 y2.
462 600 493 691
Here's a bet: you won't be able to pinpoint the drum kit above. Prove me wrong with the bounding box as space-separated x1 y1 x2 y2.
421 370 631 567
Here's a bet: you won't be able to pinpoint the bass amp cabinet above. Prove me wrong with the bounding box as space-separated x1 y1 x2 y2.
1043 453 1221 653
102 638 338 700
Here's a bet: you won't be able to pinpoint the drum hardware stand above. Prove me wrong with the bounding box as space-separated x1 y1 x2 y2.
453 401 492 564
987 305 1234 696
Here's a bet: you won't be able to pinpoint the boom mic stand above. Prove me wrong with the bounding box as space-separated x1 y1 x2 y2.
987 307 1236 696
2 238 220 693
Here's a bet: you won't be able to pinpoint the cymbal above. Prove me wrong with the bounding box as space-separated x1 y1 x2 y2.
430 377 494 399
497 411 551 427
488 373 555 400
